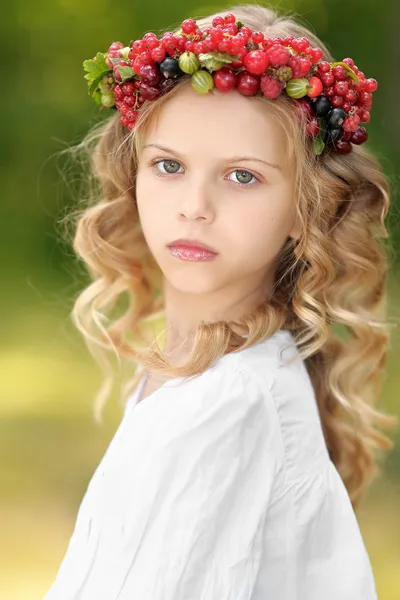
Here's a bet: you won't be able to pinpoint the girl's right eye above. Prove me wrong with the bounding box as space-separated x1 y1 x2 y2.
151 159 183 175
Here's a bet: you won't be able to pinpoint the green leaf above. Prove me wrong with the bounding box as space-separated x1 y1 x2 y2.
88 73 109 94
198 51 238 71
312 136 325 155
83 51 112 97
92 90 103 105
83 52 111 84
116 65 135 82
236 20 244 30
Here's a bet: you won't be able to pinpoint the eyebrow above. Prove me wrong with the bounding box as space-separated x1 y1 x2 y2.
142 143 282 172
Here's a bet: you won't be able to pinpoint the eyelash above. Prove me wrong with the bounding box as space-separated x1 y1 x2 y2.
149 158 261 188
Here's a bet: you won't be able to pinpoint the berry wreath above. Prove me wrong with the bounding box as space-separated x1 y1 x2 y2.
83 12 377 156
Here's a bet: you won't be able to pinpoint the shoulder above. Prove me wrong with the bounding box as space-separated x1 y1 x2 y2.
220 329 318 415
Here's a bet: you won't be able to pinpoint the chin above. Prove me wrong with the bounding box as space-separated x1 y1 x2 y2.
161 267 224 295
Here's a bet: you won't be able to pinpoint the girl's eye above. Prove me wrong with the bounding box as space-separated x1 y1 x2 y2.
153 159 183 174
227 169 258 186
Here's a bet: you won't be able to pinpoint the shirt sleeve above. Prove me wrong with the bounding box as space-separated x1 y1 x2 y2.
43 365 286 600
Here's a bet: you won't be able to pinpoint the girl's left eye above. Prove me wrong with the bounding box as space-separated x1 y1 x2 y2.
150 159 259 187
226 169 258 186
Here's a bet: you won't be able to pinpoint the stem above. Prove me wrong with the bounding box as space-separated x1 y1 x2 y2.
330 61 359 83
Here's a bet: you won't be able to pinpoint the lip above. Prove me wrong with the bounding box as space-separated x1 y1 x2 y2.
166 238 218 254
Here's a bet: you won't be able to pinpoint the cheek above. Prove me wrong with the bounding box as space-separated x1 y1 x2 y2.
227 202 293 260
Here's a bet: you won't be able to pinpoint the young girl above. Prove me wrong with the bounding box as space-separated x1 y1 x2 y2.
44 3 397 599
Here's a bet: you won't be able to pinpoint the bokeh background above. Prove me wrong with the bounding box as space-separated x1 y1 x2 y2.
2 0 400 598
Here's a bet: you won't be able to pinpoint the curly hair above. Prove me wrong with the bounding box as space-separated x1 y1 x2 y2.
61 3 397 509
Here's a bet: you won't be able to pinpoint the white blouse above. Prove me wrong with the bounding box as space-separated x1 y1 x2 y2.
43 329 378 599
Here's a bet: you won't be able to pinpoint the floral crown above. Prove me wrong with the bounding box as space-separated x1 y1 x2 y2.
83 12 377 156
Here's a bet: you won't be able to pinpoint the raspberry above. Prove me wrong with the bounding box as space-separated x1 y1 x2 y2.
260 74 285 99
343 114 360 132
288 55 309 78
267 43 291 67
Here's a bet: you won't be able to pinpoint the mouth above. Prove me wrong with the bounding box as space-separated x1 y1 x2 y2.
167 245 218 262
166 238 218 254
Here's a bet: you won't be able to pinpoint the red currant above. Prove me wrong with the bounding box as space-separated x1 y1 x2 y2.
318 61 331 73
325 86 335 98
364 78 378 92
212 16 225 27
139 51 152 65
181 19 197 34
224 13 236 24
320 72 335 87
311 47 323 63
121 82 135 95
218 39 231 53
331 95 344 107
359 110 371 123
113 84 124 99
252 31 265 44
193 41 206 54
243 50 270 75
239 26 252 40
150 46 166 62
332 65 347 81
334 81 349 96
344 89 357 104
123 95 135 107
342 58 355 69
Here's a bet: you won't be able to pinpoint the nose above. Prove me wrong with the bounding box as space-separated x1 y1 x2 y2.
179 179 215 222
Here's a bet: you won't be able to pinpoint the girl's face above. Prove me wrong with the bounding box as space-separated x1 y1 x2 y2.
135 83 300 299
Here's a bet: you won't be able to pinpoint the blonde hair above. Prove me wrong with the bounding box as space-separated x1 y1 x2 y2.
61 2 397 508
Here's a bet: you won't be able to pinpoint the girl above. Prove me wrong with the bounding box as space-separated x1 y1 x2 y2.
44 3 397 599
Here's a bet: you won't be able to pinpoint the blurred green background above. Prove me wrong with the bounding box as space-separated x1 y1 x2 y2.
2 0 400 598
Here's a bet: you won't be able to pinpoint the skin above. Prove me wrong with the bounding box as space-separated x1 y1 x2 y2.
135 83 301 368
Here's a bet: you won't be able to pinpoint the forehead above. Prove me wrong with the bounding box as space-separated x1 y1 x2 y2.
144 84 289 168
